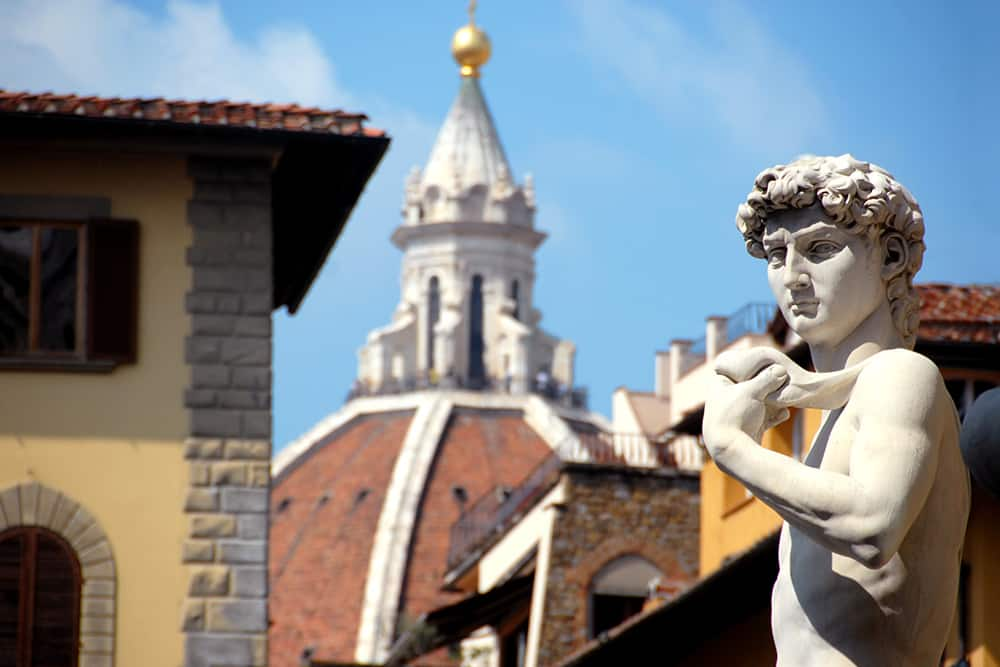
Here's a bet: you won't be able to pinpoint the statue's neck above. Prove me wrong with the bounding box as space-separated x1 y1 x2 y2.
808 303 904 373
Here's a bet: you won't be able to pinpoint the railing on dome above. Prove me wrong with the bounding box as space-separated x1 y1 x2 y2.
445 431 677 570
345 373 589 409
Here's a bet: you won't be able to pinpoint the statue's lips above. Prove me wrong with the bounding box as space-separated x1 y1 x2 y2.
790 300 819 315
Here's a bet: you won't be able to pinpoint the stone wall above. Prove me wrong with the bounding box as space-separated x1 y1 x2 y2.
182 156 273 667
536 465 700 667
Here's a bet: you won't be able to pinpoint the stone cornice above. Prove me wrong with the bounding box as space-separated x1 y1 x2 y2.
391 221 547 250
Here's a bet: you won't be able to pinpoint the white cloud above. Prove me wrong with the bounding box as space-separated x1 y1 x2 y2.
568 0 827 155
0 0 349 106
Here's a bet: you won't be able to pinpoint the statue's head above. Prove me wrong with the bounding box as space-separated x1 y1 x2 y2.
736 155 925 349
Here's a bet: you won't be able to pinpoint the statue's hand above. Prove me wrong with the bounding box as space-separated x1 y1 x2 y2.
703 364 790 457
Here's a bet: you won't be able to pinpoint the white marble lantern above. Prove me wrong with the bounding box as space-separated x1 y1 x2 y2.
357 58 575 395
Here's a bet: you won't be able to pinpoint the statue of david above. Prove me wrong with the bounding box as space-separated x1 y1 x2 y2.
703 155 970 666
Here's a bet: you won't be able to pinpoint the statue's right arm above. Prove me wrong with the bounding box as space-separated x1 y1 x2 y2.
703 349 943 568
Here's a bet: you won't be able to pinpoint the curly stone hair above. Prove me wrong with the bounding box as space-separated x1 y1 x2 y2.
736 154 926 348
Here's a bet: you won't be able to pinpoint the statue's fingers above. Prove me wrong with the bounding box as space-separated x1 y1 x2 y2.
764 407 790 430
745 365 788 400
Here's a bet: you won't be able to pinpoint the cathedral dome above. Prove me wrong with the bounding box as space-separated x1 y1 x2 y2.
269 393 610 666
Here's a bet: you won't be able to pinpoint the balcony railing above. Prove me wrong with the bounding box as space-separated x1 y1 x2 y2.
447 451 562 569
346 373 589 409
690 302 775 355
446 432 677 569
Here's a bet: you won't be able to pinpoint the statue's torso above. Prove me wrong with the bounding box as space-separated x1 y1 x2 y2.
771 376 969 667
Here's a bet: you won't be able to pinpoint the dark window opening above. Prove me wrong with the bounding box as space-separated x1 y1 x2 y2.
451 485 468 505
276 497 292 513
500 619 528 667
468 274 485 387
509 279 520 321
427 276 440 371
590 594 645 638
0 224 79 355
0 219 138 368
0 527 81 667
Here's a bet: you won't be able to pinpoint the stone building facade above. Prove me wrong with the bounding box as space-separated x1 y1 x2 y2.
181 156 277 667
537 465 700 666
0 91 385 667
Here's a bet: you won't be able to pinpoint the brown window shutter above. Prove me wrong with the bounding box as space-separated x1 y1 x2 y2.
0 532 22 666
30 533 79 666
87 218 139 363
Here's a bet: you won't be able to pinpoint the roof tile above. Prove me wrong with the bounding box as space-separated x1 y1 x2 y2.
0 89 384 137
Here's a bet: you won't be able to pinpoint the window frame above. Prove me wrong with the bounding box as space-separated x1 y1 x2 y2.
0 215 138 373
0 219 88 361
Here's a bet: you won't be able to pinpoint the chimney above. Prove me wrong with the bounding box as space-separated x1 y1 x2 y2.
668 339 693 398
655 350 670 398
706 316 728 361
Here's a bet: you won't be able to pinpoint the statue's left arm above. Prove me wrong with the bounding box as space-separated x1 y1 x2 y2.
703 350 943 568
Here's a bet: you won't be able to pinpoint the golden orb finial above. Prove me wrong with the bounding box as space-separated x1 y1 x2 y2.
451 0 491 78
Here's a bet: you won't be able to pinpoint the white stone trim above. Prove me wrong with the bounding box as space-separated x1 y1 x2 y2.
273 393 427 477
0 481 117 667
354 394 454 664
523 479 564 667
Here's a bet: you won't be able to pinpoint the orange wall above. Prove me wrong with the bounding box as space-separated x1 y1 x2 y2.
700 408 821 575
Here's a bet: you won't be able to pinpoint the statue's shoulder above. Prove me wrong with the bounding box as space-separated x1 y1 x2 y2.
853 348 945 413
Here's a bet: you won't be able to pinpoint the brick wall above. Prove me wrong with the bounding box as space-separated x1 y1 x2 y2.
182 156 274 667
537 465 700 667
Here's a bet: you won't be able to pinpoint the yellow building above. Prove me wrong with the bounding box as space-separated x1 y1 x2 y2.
0 91 386 667
557 285 1000 667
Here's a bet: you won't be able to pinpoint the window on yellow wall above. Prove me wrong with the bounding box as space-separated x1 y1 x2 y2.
0 219 139 369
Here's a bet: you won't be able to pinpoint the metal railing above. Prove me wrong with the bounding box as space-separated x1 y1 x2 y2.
558 432 674 468
447 451 562 569
446 432 676 569
727 302 776 342
689 302 774 356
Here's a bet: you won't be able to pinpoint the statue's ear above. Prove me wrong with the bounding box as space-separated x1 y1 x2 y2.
881 232 908 281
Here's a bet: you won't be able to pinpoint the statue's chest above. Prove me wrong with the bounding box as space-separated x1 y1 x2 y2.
803 408 856 474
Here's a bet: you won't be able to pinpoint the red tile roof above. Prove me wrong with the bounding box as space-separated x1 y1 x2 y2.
270 411 415 667
917 283 1000 344
0 89 384 137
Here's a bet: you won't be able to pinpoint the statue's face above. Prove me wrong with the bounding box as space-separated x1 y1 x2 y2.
763 205 885 348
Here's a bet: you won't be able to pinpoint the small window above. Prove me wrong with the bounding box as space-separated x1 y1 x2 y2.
0 219 139 369
500 619 528 667
589 555 661 638
0 527 81 666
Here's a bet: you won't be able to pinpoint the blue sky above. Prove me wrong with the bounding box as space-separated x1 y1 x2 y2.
3 1 998 449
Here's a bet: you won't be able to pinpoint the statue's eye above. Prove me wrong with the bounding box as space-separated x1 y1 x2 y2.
766 247 786 265
810 241 840 257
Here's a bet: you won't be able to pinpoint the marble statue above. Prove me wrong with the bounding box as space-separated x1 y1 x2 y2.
703 155 970 666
